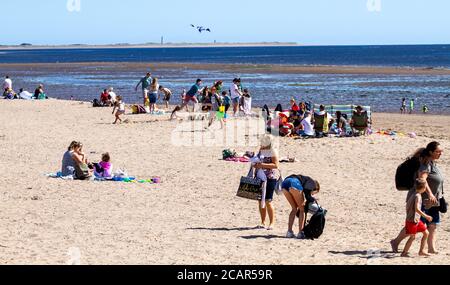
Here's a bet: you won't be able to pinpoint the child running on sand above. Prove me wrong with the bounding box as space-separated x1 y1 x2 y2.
112 96 125 124
395 178 433 257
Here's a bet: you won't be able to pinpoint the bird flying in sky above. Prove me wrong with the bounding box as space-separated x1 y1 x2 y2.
191 24 211 33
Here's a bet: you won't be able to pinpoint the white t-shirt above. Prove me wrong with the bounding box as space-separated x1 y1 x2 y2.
230 83 240 100
19 91 33 100
108 91 117 102
119 102 125 112
301 116 315 136
3 78 12 90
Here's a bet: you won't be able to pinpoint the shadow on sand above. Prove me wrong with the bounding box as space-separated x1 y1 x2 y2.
329 250 397 260
187 226 261 232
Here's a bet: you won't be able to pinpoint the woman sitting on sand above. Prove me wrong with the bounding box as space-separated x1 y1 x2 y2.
34 84 47 100
62 141 92 180
253 135 280 230
61 141 78 177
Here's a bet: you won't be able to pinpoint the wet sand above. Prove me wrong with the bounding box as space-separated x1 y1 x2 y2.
1 62 450 75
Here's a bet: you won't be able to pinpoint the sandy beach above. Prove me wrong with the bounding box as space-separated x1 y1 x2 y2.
0 99 449 265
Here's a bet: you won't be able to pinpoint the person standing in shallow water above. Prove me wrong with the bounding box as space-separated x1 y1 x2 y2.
391 141 445 255
409 99 415 114
400 98 407 114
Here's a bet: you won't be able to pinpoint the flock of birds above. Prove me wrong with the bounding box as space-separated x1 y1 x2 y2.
191 24 211 33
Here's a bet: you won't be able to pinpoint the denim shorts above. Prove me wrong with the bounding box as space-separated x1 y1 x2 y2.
258 179 277 201
421 206 441 225
232 97 240 104
149 93 158 104
282 177 303 192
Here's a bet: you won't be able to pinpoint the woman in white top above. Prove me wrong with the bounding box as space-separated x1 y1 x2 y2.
253 135 280 230
300 111 315 137
148 78 160 113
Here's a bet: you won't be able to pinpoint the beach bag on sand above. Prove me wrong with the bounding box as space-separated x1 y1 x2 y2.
131 105 147 114
303 206 327 240
236 167 263 200
74 163 91 180
222 149 236 160
93 99 102 107
395 156 420 191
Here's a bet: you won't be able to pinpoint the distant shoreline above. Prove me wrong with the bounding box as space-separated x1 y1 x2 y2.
0 42 300 50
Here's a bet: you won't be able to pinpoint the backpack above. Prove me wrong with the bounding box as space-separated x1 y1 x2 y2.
222 149 236 160
303 207 326 240
74 163 91 180
395 156 420 191
93 99 102 107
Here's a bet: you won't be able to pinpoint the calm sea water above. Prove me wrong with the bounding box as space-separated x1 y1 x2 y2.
1 45 450 113
1 45 450 67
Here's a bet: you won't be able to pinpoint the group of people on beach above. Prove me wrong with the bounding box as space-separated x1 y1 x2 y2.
62 141 113 180
135 72 173 112
248 134 321 240
169 77 253 127
266 99 371 138
400 97 429 114
2 75 48 100
249 134 446 257
390 141 446 257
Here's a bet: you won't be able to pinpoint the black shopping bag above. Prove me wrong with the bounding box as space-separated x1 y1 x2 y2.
236 167 263 200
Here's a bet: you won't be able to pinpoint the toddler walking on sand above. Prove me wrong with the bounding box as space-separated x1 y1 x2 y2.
397 178 433 257
112 96 125 124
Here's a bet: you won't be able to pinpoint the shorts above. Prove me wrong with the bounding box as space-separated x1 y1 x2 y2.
232 97 240 104
184 95 198 104
258 179 277 202
282 177 303 192
117 110 125 115
405 220 427 235
163 94 171 102
148 93 158 104
142 88 150 98
421 206 441 225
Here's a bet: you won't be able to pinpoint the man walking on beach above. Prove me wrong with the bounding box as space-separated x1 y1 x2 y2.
3 75 12 91
135 72 152 104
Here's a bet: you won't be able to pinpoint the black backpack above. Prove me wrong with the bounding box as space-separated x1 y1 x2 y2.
303 208 326 240
93 99 102 107
395 156 420 191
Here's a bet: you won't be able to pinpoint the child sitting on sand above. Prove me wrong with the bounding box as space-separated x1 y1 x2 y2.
399 178 433 257
112 96 125 124
94 153 113 178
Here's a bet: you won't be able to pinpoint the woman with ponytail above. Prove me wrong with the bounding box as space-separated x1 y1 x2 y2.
391 141 445 255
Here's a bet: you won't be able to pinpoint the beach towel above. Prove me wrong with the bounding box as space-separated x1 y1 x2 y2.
225 157 249 163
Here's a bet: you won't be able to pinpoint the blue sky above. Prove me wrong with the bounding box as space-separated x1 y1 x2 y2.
2 0 449 45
